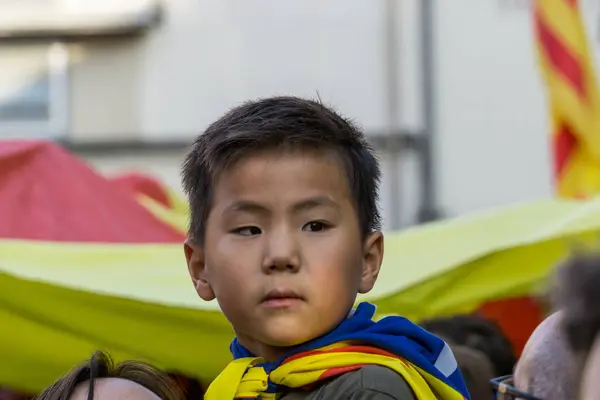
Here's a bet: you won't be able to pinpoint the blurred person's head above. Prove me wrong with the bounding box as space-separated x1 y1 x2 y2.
181 96 384 361
0 388 32 400
35 351 185 400
444 342 495 399
512 311 575 400
168 374 205 399
552 251 600 358
580 336 600 400
552 250 600 399
420 314 516 377
433 332 496 399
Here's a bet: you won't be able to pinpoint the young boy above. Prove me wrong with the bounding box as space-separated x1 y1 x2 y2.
182 97 470 399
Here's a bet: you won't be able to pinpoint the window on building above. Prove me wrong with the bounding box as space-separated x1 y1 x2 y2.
0 42 69 139
0 75 51 122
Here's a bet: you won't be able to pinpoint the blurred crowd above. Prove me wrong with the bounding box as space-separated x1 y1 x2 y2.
424 249 600 399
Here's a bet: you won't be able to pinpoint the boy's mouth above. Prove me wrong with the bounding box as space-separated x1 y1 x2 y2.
261 289 305 308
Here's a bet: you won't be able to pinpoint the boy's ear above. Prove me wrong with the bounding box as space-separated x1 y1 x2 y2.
358 231 384 294
184 238 216 301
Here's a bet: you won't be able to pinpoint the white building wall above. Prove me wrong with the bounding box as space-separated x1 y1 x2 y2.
41 1 600 227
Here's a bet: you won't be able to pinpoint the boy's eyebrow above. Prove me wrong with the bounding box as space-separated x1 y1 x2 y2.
223 196 340 215
223 201 270 215
292 196 340 212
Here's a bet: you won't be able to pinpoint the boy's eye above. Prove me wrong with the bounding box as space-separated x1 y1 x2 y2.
302 221 328 232
233 226 262 236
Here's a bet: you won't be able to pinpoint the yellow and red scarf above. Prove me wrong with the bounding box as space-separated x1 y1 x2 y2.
205 342 467 399
205 303 470 399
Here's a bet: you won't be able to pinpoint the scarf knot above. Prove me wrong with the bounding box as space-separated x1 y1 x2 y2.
211 357 270 398
239 363 269 397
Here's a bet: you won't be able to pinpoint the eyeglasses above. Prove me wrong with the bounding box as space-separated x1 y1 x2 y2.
490 375 543 400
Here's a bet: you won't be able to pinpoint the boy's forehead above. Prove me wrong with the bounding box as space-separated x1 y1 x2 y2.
220 147 341 172
219 151 347 188
211 151 353 208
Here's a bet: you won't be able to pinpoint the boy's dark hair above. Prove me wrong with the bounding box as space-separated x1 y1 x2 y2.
552 250 600 355
182 96 381 243
420 314 516 377
35 351 185 400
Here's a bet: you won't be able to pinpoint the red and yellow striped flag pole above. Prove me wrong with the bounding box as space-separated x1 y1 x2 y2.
535 0 600 198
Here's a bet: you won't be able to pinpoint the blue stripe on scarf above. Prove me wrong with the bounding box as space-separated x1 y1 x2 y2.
230 302 470 399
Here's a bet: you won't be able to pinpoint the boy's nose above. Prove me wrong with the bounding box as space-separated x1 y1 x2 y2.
261 232 301 274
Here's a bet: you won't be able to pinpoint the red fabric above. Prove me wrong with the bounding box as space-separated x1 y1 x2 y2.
553 123 578 179
318 365 364 380
110 172 172 208
0 140 184 243
477 296 544 356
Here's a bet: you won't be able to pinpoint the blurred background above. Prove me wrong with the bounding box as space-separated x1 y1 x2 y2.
0 0 568 228
3 0 600 398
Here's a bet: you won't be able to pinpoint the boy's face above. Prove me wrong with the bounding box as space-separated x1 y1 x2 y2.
184 151 383 361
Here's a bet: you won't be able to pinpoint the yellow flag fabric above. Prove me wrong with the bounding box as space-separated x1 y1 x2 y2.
534 0 600 197
137 193 188 234
108 171 189 234
0 241 232 394
3 196 600 393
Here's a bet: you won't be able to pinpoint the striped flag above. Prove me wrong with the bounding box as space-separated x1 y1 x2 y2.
534 0 600 198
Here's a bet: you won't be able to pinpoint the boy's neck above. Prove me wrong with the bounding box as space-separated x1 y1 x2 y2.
238 335 295 363
235 306 360 362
